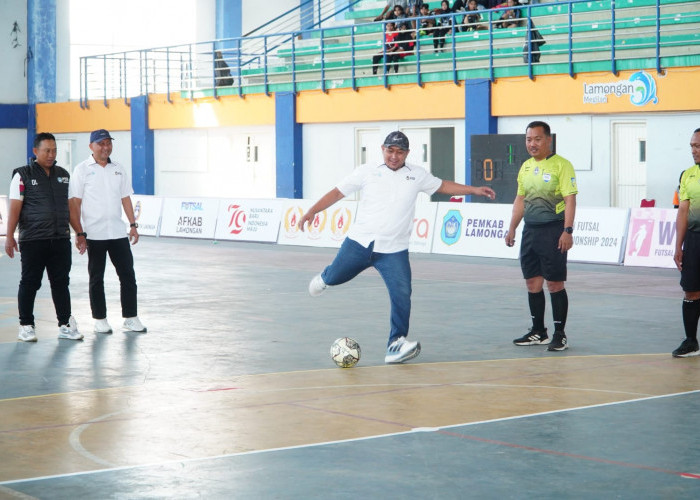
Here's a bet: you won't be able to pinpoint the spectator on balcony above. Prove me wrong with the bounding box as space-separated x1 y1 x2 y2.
405 0 424 18
214 51 233 87
386 3 410 30
498 0 523 29
431 0 454 53
462 0 487 31
372 22 403 74
375 0 408 21
417 3 435 36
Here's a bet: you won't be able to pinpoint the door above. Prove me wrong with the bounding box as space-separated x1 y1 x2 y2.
612 122 647 208
400 127 431 203
56 139 73 173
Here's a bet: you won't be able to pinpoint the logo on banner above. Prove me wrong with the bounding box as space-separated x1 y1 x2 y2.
441 210 462 246
308 211 327 240
583 70 658 106
227 204 247 235
330 207 351 241
134 201 142 220
627 218 654 257
283 206 304 238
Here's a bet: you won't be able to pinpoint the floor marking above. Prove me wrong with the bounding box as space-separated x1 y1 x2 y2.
68 411 123 468
1 388 698 487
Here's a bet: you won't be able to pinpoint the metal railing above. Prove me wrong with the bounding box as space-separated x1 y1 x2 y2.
79 0 700 107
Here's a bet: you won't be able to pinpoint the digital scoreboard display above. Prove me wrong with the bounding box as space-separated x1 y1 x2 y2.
470 134 556 204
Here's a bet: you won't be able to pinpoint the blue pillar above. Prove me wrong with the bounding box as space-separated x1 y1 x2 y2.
465 79 497 199
26 105 36 161
300 0 314 31
216 0 242 39
275 92 303 199
130 96 154 195
26 0 56 158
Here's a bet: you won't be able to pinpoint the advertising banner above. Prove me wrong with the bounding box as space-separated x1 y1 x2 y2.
0 196 7 236
623 208 677 269
121 195 163 236
568 207 629 264
214 199 284 242
159 198 220 239
431 202 522 259
277 199 357 248
409 202 438 254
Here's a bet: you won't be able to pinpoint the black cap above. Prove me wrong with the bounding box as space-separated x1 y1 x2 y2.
383 131 409 151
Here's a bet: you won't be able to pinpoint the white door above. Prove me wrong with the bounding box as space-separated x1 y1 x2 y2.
56 139 73 173
354 128 383 201
401 127 430 202
612 122 647 208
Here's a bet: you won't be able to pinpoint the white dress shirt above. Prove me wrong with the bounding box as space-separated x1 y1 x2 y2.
69 155 134 240
337 162 442 253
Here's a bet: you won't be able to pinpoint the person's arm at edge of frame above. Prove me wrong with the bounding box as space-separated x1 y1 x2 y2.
122 196 140 245
69 197 87 255
298 188 346 232
435 180 495 200
4 199 22 258
675 199 689 271
558 194 576 253
505 194 525 247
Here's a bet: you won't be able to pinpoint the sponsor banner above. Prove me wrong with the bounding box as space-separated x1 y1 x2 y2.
431 202 522 259
0 196 7 236
409 202 438 254
623 208 677 269
214 199 284 242
160 198 220 239
277 199 357 248
121 195 163 236
568 207 629 264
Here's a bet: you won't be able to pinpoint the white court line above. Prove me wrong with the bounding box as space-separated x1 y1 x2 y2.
1 388 698 486
68 411 124 468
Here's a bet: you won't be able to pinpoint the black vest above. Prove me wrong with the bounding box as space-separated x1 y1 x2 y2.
12 160 71 242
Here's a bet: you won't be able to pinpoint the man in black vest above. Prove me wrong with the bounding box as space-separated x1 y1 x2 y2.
4 132 83 342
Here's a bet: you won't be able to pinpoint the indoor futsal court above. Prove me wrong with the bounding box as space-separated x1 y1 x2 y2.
1 236 699 499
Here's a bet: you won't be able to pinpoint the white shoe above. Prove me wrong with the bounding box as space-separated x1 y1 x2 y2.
123 316 147 332
58 316 84 340
385 336 421 364
18 325 37 342
308 274 328 297
94 318 113 334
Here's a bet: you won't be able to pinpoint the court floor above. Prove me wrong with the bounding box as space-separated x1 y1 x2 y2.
0 237 698 499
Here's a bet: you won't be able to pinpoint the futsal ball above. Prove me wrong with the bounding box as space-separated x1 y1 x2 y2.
330 337 361 368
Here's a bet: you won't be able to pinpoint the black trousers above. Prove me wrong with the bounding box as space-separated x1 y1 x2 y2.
372 53 400 74
87 238 138 319
18 238 72 326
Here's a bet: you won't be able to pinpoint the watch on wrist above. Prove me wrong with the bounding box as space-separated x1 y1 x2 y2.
77 232 87 238
130 223 139 228
564 226 574 234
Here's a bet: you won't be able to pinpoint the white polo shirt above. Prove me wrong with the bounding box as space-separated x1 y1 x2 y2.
69 155 134 240
337 162 442 253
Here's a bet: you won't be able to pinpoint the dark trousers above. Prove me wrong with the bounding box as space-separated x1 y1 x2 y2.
87 238 138 319
372 53 400 74
18 238 72 326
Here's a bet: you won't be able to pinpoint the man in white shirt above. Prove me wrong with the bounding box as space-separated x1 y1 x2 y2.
299 131 495 364
69 129 147 334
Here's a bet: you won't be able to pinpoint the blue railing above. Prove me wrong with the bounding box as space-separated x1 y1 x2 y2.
79 0 700 107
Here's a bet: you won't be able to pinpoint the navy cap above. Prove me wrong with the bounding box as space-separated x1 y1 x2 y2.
383 131 409 151
90 129 115 144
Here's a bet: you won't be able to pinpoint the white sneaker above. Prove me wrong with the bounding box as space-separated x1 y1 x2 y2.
385 336 421 364
18 325 37 342
94 318 113 334
308 274 328 297
123 317 147 332
58 316 84 340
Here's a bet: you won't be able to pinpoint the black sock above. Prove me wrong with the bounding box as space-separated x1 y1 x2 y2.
528 291 546 331
682 298 700 340
550 289 568 333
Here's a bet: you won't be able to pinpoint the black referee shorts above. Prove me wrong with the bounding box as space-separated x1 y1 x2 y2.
520 221 567 281
681 230 700 292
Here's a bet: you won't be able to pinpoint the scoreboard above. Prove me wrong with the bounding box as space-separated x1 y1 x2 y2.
470 134 556 204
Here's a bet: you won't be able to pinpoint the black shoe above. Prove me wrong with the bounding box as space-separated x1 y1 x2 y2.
513 328 549 346
672 338 700 358
547 331 568 351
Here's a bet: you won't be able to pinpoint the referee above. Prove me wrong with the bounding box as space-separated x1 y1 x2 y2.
505 121 578 351
672 127 700 358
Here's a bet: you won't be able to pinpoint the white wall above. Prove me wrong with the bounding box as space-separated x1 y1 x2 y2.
0 131 31 195
0 0 28 103
154 126 276 198
53 130 133 176
242 0 299 35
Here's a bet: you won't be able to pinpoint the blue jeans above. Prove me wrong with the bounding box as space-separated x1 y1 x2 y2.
321 238 411 346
